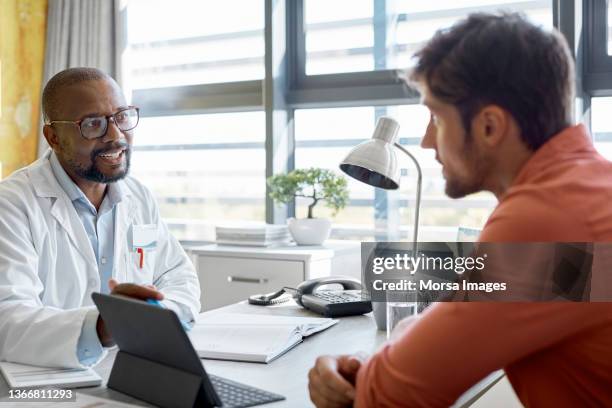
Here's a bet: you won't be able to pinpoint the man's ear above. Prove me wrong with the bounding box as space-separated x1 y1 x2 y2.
43 124 60 150
471 105 507 148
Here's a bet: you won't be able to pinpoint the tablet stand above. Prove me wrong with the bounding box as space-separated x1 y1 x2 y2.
108 351 217 408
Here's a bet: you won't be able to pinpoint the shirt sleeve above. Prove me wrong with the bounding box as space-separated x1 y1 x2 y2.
76 308 106 367
159 299 194 330
354 302 612 407
152 225 200 324
0 187 104 368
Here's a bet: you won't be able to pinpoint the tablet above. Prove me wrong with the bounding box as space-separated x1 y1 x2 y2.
92 293 285 408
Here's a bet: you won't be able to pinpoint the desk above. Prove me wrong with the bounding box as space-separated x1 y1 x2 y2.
0 301 503 407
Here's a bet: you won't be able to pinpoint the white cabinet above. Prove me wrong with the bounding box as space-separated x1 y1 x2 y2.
188 241 361 311
197 256 304 311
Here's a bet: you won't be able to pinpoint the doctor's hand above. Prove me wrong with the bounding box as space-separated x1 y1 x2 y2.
308 354 366 408
107 279 163 300
96 279 164 346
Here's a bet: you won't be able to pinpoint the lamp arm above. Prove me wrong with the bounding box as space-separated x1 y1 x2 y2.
394 143 422 257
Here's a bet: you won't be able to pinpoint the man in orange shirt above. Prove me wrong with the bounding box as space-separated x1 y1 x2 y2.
308 13 612 407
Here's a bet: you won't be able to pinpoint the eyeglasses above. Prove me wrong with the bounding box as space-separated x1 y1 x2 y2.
46 106 140 140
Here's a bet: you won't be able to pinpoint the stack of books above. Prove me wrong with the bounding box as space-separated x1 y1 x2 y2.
215 224 292 247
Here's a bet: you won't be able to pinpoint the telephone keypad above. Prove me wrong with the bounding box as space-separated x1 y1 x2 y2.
312 290 364 303
301 289 373 317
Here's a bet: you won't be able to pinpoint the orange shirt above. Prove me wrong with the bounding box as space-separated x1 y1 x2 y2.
355 124 612 407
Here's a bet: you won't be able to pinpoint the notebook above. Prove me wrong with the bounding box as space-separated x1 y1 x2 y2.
188 313 337 363
0 362 102 389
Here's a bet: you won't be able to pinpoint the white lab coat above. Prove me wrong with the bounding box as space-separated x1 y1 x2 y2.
0 151 201 368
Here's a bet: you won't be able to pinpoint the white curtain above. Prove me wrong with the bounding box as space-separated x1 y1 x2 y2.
38 0 127 157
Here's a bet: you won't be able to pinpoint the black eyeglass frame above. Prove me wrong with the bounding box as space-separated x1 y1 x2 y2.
46 106 140 140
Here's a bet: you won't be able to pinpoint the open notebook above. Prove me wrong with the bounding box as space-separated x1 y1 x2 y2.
188 313 337 363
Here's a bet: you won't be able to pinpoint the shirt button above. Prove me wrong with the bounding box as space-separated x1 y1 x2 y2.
88 278 97 289
101 257 107 265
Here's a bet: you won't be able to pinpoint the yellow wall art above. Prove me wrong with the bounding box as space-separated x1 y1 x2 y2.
0 0 47 178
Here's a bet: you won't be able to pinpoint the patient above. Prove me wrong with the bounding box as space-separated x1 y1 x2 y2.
308 13 612 407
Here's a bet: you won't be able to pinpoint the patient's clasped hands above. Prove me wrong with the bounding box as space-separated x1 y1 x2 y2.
308 354 364 408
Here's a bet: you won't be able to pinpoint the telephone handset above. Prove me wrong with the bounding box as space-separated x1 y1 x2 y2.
248 276 372 318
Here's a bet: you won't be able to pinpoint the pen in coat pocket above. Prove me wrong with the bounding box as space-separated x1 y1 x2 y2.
137 248 144 269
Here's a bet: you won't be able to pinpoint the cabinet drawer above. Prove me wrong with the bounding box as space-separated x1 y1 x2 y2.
197 256 305 311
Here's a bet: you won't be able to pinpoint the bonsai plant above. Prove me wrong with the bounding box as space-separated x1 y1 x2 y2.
267 168 349 245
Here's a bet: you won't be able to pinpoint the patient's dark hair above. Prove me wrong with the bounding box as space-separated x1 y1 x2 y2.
42 67 113 121
410 12 574 150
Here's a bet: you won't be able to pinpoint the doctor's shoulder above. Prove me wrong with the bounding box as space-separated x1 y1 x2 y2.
0 168 37 214
0 169 45 244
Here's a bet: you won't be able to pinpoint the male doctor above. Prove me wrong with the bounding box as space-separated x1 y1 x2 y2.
0 67 200 368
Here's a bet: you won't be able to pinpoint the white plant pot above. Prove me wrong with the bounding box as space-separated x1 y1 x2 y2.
287 218 331 245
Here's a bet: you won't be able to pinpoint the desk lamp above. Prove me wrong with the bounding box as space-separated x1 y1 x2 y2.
339 116 422 255
340 117 423 330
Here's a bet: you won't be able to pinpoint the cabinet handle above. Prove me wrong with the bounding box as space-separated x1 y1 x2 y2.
227 276 269 284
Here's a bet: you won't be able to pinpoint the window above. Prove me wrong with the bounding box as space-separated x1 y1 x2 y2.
608 2 612 56
304 0 552 75
585 1 612 93
586 3 612 156
591 97 612 160
295 106 495 241
130 112 266 239
124 0 563 242
593 0 612 153
126 0 264 89
126 1 266 240
298 1 552 240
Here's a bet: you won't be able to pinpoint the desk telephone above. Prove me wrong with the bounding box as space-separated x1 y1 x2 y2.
248 276 372 318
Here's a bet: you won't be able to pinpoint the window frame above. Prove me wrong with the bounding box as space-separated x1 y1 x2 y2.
583 0 612 95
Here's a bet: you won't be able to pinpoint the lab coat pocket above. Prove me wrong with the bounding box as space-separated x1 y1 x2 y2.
126 247 157 285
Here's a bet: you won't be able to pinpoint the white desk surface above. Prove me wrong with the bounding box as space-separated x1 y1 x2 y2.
0 301 503 407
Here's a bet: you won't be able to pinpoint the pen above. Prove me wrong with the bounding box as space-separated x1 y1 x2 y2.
146 299 192 331
137 248 144 269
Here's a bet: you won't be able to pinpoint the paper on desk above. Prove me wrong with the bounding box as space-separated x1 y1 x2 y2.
0 362 101 389
0 392 140 407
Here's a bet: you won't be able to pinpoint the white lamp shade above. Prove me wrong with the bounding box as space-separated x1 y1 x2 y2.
339 117 401 190
340 139 400 189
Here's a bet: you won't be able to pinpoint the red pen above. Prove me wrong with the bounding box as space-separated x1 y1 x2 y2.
137 248 144 269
